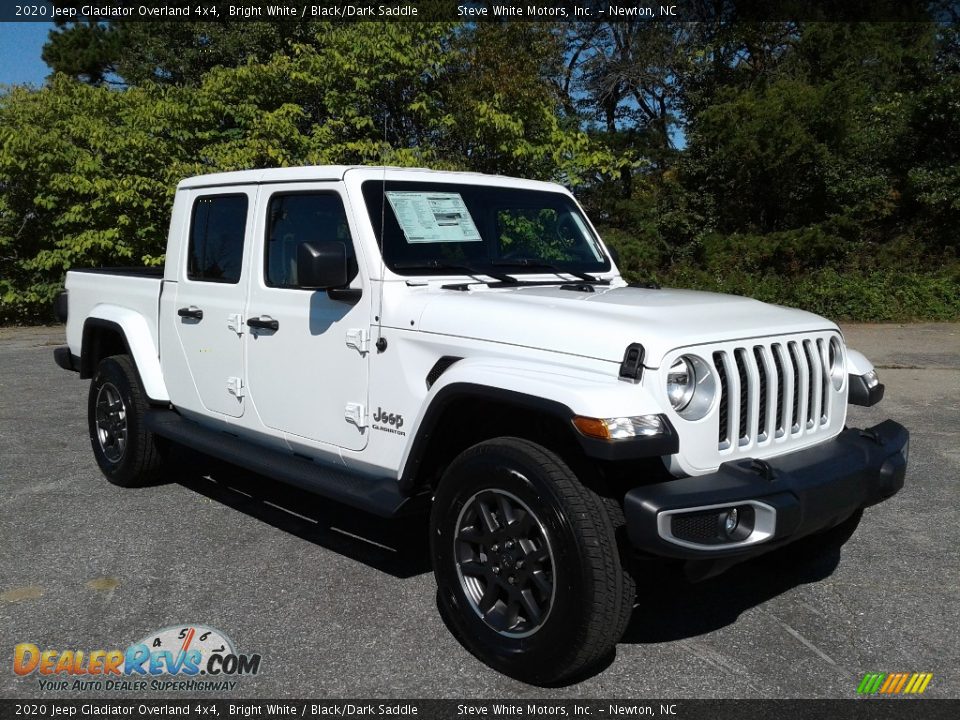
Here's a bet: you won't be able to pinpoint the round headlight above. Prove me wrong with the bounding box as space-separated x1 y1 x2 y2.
666 356 695 411
665 354 718 420
828 337 845 390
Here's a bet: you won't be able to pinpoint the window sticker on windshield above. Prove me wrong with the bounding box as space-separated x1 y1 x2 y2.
385 192 482 243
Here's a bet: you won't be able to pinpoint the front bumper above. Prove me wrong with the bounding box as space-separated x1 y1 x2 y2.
624 420 909 561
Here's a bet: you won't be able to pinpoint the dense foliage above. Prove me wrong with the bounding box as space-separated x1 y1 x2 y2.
1 14 958 322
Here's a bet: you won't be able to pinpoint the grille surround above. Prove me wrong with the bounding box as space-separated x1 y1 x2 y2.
662 331 847 475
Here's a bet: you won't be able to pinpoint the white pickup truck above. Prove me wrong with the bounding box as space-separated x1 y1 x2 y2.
54 166 909 684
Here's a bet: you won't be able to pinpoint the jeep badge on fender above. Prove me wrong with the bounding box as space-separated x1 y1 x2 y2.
53 166 909 685
372 407 404 429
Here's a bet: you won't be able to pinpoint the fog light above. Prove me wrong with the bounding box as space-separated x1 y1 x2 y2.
722 508 739 537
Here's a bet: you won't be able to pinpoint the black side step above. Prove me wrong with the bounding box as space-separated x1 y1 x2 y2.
145 409 415 517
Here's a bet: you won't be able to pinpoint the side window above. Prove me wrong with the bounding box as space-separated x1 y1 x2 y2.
187 195 248 283
265 193 358 289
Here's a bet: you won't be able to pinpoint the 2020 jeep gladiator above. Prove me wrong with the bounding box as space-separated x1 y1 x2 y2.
54 166 909 684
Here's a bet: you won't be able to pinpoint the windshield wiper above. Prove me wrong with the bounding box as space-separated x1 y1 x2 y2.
393 260 517 284
491 259 607 284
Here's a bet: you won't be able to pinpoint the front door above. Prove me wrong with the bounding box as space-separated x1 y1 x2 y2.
173 190 254 418
245 186 371 451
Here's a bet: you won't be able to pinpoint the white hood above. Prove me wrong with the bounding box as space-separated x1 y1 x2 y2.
409 284 838 368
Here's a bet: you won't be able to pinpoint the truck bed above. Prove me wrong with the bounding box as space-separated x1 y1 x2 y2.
63 268 165 364
69 267 164 278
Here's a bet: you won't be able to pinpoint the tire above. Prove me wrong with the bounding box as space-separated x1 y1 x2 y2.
88 354 165 487
600 494 638 641
430 437 634 685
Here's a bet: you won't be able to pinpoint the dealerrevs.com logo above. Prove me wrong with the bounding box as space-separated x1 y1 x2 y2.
13 624 261 692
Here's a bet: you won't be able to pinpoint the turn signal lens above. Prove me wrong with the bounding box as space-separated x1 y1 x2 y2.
572 417 609 439
573 414 665 440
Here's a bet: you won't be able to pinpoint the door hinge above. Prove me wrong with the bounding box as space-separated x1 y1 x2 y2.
345 328 369 354
226 376 244 398
227 313 244 335
344 402 366 428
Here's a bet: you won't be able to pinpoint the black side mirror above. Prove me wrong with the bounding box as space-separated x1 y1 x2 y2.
298 241 349 289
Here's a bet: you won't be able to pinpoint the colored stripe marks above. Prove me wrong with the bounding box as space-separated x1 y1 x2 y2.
857 672 933 695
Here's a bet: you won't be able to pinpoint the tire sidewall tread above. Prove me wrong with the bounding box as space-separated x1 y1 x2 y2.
431 436 632 685
88 354 163 487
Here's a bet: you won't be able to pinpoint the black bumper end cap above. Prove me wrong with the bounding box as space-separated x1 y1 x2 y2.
849 373 885 406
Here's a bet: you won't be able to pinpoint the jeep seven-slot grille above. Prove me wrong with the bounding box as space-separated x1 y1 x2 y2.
715 338 833 450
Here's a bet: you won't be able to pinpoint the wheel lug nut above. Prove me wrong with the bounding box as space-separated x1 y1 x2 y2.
491 544 499 552
492 566 500 575
505 540 514 549
508 576 516 585
515 560 523 569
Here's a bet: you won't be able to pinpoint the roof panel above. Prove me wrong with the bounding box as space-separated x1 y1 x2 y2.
176 165 567 193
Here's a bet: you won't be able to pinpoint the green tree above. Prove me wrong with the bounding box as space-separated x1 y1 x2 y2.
0 78 192 320
40 18 119 85
43 6 314 87
2 22 599 321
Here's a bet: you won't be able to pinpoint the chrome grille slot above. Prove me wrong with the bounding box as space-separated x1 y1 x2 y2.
754 346 768 441
803 339 820 427
817 338 830 423
735 349 749 443
772 344 786 436
709 333 837 455
789 342 805 433
714 351 729 446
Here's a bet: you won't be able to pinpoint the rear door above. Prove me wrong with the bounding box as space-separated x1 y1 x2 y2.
244 185 371 451
172 189 255 418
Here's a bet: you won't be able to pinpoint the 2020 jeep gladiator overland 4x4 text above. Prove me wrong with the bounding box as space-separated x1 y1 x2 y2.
54 166 909 684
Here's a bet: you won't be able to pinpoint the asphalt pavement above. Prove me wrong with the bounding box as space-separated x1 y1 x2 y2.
1 323 958 699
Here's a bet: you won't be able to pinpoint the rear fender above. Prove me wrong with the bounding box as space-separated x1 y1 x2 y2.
82 306 169 402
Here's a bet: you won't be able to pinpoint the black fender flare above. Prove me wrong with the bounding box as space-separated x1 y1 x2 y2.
398 382 678 495
80 318 133 379
79 319 160 405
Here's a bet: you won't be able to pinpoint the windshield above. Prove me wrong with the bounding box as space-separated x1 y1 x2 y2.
361 181 611 277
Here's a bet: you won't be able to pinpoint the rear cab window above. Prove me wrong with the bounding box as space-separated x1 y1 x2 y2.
187 195 249 283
